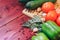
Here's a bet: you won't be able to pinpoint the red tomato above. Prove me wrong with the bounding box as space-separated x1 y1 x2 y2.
56 16 60 26
56 8 60 16
45 10 57 21
42 2 55 13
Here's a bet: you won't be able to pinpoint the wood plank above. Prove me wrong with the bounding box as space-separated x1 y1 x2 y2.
0 15 30 38
0 15 33 40
0 0 24 26
0 0 33 40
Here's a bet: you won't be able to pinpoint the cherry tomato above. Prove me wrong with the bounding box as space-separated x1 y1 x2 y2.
56 16 60 26
42 2 55 13
56 8 60 16
45 10 57 21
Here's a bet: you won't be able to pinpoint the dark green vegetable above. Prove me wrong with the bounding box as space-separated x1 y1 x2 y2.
25 0 44 9
41 21 60 40
19 0 31 4
32 33 49 40
48 0 57 3
25 0 56 9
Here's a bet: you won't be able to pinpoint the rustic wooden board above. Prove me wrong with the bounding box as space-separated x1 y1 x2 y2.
0 0 24 26
0 0 34 40
0 15 33 40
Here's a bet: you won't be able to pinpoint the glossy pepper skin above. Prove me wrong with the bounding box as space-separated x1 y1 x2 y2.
41 21 60 40
46 21 60 33
32 33 49 40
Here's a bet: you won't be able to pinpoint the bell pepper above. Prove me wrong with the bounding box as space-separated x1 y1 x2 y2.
41 20 60 40
46 21 60 33
32 33 49 40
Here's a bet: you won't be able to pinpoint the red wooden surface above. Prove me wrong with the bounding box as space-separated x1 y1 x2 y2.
0 0 34 40
0 0 24 27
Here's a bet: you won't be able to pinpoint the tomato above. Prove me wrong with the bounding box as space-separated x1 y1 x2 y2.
45 10 57 21
56 16 60 26
42 2 55 13
56 8 60 16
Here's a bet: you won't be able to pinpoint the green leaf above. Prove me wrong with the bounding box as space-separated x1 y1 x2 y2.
22 16 42 30
22 22 30 27
30 15 42 23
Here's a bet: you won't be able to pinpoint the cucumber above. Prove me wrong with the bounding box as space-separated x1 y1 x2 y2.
19 0 31 4
25 0 44 9
48 0 57 3
25 0 56 9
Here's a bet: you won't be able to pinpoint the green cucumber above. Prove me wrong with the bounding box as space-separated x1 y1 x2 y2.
25 0 56 9
19 0 31 4
48 0 57 3
25 0 44 9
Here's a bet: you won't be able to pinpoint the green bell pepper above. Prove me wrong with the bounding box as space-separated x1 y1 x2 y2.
32 33 49 40
41 20 60 40
46 21 60 33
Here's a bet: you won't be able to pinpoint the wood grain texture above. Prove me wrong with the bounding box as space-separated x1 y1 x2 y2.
0 0 34 40
0 0 24 26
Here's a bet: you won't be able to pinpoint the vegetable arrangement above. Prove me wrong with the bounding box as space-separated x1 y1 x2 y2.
23 16 60 40
19 0 56 9
19 0 60 40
